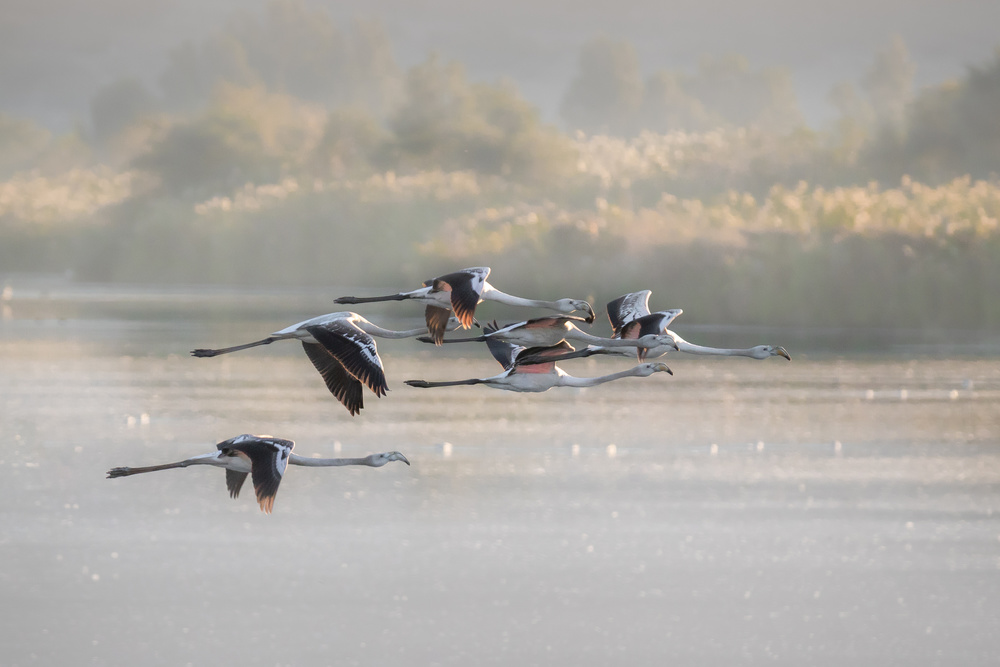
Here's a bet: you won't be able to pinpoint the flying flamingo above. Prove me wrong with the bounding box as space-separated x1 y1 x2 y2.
416 314 678 356
191 311 461 415
334 266 595 344
404 324 673 393
106 434 410 514
543 291 791 362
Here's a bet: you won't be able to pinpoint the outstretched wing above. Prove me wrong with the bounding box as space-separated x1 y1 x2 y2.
511 340 576 374
424 305 453 345
432 267 489 328
225 470 248 499
619 309 684 340
220 436 294 514
301 342 365 416
483 321 523 370
607 291 652 336
306 322 388 397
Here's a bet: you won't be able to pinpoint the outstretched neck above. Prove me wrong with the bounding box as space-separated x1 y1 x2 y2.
482 286 560 310
354 321 433 339
288 454 373 467
557 366 647 387
566 328 644 348
672 334 754 357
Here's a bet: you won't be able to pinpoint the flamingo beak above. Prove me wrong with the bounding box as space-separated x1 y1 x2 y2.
776 346 791 361
393 452 411 465
656 363 672 375
582 303 596 324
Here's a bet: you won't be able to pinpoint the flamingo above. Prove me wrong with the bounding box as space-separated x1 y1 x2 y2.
404 324 673 393
191 311 461 415
106 434 410 514
416 314 678 356
334 266 595 344
544 291 790 362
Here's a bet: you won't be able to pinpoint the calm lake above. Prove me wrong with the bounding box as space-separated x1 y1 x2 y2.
1 284 999 666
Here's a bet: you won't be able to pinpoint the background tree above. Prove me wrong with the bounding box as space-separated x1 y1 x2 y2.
560 37 643 135
90 78 156 146
638 71 721 133
389 55 576 183
862 35 915 131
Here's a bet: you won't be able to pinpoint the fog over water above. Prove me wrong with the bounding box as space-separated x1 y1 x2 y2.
2 287 998 665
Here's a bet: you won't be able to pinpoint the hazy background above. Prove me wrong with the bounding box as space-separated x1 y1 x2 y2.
2 0 1000 338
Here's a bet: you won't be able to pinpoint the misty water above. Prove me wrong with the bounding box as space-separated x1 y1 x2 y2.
2 285 999 666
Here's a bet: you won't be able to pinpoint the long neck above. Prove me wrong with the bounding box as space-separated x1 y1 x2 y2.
354 321 433 339
416 334 484 344
565 327 646 348
556 366 647 387
288 454 373 467
672 333 755 357
483 287 561 310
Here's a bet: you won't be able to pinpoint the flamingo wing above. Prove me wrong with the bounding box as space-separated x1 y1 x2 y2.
432 267 489 328
306 322 388 398
619 310 684 340
424 305 453 345
607 291 652 336
220 437 293 514
225 470 248 499
512 340 576 368
509 341 574 375
482 320 522 369
300 342 366 415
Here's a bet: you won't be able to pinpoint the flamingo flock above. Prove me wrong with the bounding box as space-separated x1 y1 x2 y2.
108 266 790 512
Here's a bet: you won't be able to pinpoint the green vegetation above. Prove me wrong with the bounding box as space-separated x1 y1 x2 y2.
1 0 999 333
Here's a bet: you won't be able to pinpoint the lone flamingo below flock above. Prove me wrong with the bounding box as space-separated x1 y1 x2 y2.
107 434 410 513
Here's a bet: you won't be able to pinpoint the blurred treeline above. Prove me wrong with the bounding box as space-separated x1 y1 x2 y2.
1 0 999 331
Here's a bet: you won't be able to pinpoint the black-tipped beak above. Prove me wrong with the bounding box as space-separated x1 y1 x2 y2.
583 303 596 324
777 347 791 361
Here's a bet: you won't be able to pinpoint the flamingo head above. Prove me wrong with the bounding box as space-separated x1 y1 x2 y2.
554 299 595 323
752 345 791 360
635 333 678 360
367 451 411 467
638 362 672 376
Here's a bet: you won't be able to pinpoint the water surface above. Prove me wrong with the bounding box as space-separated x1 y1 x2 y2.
1 286 999 665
